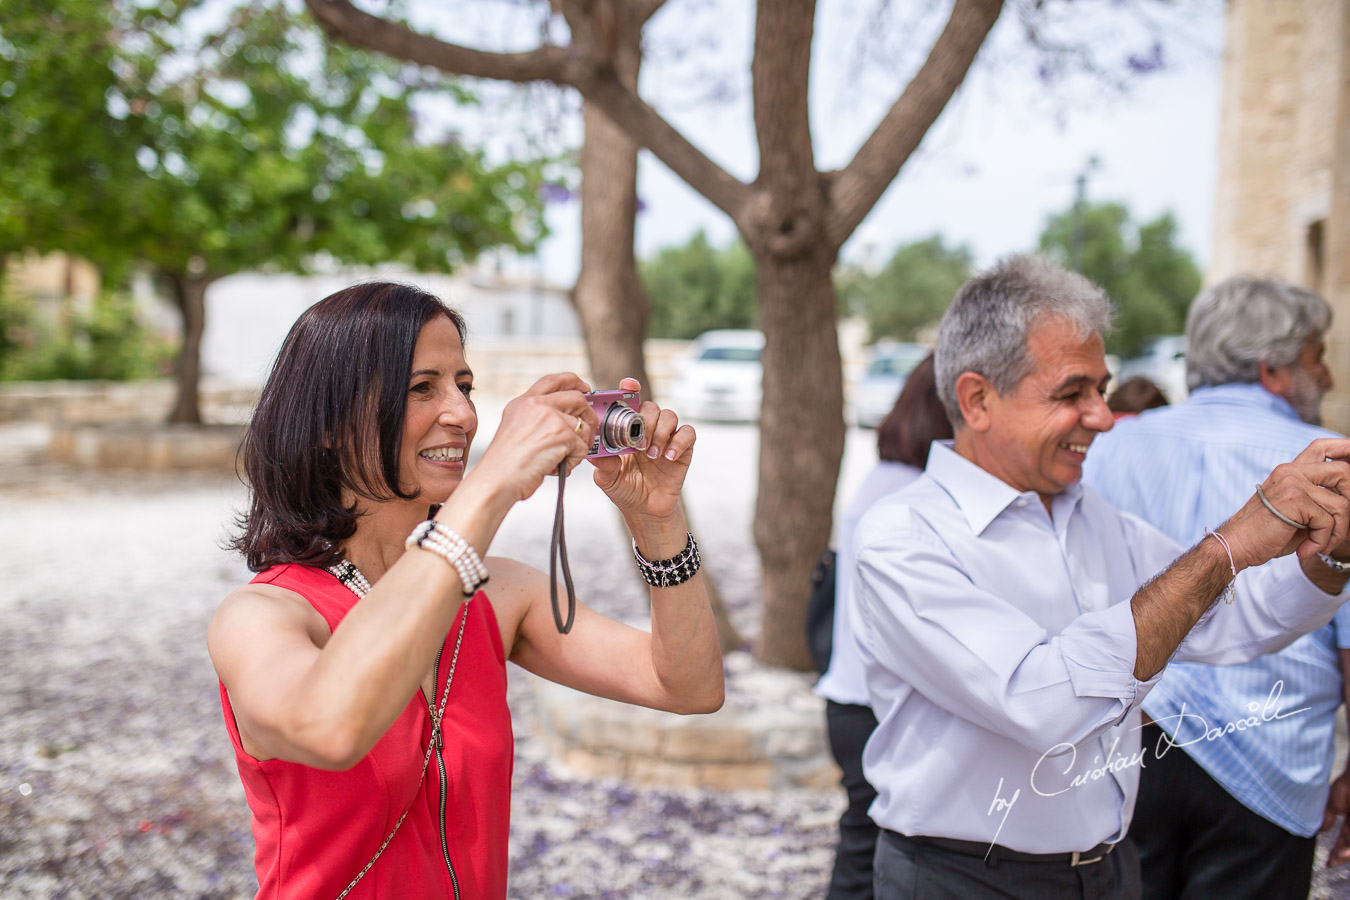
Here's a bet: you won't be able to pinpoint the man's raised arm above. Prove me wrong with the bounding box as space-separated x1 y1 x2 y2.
1131 438 1350 679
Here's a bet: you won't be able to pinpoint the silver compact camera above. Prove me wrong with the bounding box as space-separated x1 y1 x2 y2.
584 389 645 458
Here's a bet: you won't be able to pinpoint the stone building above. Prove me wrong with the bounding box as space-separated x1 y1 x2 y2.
1209 0 1350 430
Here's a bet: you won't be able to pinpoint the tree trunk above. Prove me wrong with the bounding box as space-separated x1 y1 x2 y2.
573 31 650 394
571 2 745 653
739 0 844 670
303 0 1004 669
751 243 845 670
165 273 210 424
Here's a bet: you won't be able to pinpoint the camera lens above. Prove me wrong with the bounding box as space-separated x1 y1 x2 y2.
600 405 646 452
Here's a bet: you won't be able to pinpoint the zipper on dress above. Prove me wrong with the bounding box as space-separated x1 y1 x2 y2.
423 645 461 900
436 738 460 900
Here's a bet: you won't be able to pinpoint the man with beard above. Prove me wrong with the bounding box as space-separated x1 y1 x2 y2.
1085 276 1350 899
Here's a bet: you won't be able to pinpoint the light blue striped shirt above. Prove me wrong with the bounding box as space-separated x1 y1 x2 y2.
1084 382 1350 836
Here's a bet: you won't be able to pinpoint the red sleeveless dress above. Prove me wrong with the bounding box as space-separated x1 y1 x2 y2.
219 564 513 899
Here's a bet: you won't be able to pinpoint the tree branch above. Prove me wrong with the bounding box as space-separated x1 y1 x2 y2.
304 0 569 83
752 0 817 194
305 0 751 223
825 0 1004 248
559 0 753 220
738 0 823 257
575 68 752 221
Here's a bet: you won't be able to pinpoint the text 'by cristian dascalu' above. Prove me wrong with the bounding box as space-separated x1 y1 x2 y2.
982 680 1310 853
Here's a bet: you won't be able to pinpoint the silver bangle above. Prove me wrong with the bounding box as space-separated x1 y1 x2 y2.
1255 483 1303 530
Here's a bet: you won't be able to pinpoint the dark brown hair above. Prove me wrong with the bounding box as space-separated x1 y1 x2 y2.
232 282 466 572
877 353 953 468
1107 375 1168 415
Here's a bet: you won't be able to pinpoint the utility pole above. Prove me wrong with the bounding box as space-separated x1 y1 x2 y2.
1071 155 1101 273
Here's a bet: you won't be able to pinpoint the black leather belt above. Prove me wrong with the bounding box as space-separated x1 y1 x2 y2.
885 830 1115 867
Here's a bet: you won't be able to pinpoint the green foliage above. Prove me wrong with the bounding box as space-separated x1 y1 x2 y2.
0 0 148 276
0 291 176 381
1038 202 1202 358
640 231 758 339
839 236 974 342
0 0 549 284
0 282 33 372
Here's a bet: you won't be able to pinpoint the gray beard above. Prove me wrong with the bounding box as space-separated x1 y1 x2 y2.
1286 364 1324 426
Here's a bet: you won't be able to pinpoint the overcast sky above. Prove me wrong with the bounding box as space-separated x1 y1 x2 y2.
410 1 1227 286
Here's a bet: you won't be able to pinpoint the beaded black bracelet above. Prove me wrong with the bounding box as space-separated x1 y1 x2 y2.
632 532 702 588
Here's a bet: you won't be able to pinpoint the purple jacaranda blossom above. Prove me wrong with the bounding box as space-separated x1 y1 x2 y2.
539 182 576 204
1127 41 1166 74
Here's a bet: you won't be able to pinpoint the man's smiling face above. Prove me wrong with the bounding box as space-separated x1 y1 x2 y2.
980 315 1115 505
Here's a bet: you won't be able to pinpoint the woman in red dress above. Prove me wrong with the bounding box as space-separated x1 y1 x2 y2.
208 281 723 899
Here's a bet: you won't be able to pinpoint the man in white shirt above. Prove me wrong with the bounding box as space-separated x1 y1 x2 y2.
852 255 1350 899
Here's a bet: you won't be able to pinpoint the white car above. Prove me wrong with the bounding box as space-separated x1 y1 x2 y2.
851 342 929 428
670 329 764 422
1117 335 1188 404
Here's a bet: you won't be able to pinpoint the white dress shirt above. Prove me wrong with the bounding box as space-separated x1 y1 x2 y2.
852 441 1345 853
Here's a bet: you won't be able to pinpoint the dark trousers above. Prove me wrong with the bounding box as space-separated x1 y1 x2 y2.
873 830 1141 900
1132 722 1315 900
825 700 881 900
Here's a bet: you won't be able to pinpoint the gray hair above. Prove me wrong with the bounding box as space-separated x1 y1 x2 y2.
1185 276 1331 389
935 255 1112 425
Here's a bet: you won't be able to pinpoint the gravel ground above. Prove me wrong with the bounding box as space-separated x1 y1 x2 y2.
5 445 1350 899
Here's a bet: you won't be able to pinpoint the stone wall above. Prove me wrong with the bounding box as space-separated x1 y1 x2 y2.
1210 0 1350 430
47 423 247 472
0 380 256 426
529 658 840 792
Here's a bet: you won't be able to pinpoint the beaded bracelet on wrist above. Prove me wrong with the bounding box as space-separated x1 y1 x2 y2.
405 519 490 597
1319 553 1350 574
632 531 701 588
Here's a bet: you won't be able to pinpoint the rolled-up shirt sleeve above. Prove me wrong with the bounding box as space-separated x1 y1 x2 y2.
854 519 1159 755
1115 512 1348 664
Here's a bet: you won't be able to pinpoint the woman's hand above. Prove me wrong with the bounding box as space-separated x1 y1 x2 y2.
589 377 696 521
470 373 597 505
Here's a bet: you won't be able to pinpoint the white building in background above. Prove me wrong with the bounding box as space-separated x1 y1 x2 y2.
200 264 580 386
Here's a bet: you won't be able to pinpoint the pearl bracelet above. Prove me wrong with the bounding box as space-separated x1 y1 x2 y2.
405 519 490 597
632 532 701 588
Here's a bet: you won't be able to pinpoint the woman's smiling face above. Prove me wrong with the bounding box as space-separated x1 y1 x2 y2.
399 314 477 502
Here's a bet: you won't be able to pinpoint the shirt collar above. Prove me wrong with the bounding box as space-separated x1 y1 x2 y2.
925 441 1085 535
1186 382 1301 422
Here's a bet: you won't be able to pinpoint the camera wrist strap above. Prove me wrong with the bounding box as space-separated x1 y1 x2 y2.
550 461 577 634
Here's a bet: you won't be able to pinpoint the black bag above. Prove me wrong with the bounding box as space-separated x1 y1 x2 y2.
804 548 837 675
